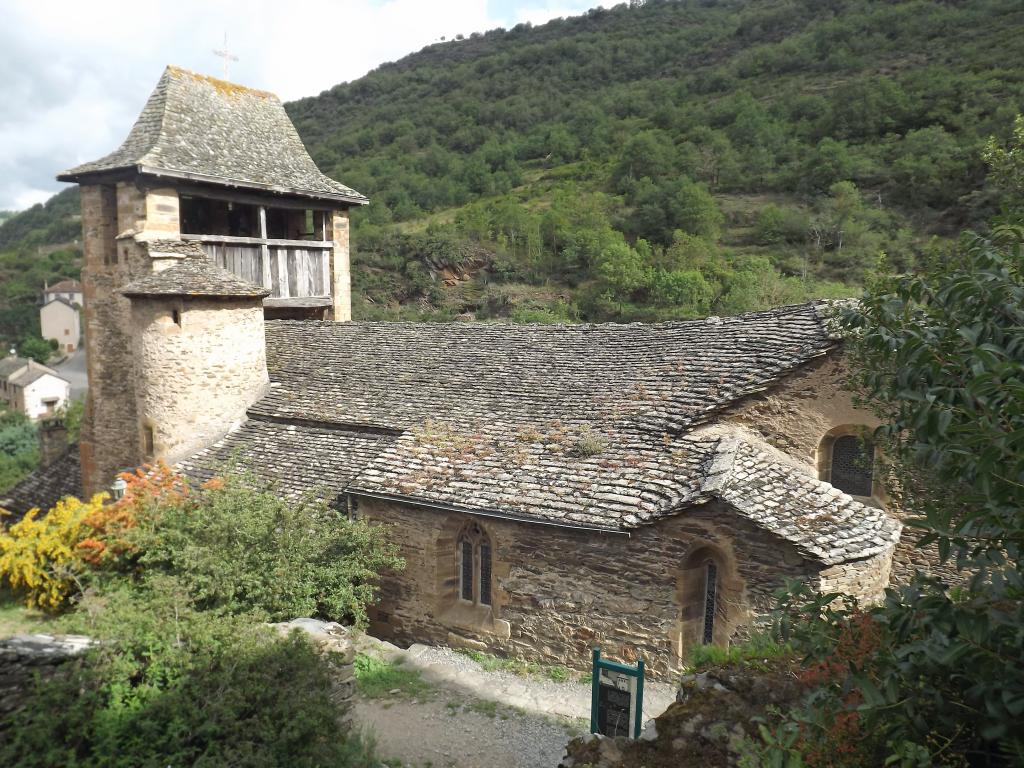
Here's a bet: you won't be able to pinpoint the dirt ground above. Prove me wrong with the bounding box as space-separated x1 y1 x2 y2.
353 692 586 768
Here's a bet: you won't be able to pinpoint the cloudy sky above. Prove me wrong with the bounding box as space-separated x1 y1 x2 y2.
0 0 599 212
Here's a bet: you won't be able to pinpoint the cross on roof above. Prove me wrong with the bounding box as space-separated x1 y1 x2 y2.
213 32 239 79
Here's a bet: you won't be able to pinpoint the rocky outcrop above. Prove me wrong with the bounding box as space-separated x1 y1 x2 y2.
560 659 807 768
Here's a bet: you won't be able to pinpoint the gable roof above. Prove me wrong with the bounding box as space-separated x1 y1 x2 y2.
41 296 80 311
180 301 899 563
0 358 63 385
45 279 82 293
57 66 367 206
254 302 836 434
121 246 270 299
0 446 81 523
0 356 30 381
10 367 69 388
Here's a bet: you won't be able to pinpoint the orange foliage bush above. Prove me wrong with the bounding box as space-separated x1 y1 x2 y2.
76 461 187 567
0 460 189 610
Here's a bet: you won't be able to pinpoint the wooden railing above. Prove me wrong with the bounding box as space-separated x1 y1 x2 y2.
181 235 332 300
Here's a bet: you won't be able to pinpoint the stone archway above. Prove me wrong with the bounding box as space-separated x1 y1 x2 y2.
675 542 746 662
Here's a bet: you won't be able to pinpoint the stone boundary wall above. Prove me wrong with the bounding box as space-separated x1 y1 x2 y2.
0 633 94 733
1 620 356 737
270 618 357 730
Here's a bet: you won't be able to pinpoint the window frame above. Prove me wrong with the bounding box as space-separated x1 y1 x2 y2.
456 521 492 608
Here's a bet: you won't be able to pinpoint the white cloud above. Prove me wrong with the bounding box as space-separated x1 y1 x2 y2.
0 0 596 211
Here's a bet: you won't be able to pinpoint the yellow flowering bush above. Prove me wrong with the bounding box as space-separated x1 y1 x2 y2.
0 493 108 611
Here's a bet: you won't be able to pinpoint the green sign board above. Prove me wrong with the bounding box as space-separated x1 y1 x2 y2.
590 647 645 739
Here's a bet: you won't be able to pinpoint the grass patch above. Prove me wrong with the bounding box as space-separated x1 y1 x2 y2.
467 699 498 718
0 589 58 638
354 653 432 699
684 633 791 672
455 648 574 683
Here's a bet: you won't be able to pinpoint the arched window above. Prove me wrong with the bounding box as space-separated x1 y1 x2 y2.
702 560 718 645
830 434 874 496
458 521 492 607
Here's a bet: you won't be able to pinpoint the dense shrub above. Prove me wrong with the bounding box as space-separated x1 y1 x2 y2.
0 493 109 610
0 576 377 768
131 472 404 625
749 226 1024 766
0 409 38 493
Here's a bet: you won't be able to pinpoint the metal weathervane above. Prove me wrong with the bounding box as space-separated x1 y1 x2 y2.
213 32 239 80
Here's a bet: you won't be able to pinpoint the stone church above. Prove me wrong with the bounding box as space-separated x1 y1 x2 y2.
2 66 914 679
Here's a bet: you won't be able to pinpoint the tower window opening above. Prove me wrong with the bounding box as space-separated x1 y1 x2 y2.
143 425 155 458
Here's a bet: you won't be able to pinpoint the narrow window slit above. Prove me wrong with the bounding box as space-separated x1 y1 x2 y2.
702 561 717 645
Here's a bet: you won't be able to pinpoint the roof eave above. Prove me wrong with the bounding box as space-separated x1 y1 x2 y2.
56 164 369 207
346 488 631 536
137 165 369 206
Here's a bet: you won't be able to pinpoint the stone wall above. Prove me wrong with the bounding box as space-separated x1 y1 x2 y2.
360 497 837 681
0 634 93 735
79 183 150 493
271 618 356 731
130 297 268 465
723 354 881 470
819 546 894 603
330 210 351 321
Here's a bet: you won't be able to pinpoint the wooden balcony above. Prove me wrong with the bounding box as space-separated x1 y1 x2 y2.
181 234 332 302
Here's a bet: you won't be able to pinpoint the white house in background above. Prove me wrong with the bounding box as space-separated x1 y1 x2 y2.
40 297 81 353
0 355 70 420
43 279 83 306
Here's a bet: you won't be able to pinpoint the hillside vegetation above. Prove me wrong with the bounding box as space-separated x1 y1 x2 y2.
288 0 1024 321
2 0 1023 337
0 187 81 349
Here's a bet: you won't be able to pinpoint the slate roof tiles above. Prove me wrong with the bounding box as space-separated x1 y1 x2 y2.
121 246 270 299
0 447 82 523
57 66 367 205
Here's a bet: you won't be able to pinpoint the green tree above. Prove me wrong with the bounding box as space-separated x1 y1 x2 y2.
17 336 53 364
757 226 1024 765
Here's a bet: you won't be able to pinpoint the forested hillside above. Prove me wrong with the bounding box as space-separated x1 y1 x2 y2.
3 0 1023 335
0 187 81 349
289 0 1024 321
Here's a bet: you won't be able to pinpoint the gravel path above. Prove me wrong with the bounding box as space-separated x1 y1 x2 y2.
354 696 583 768
351 639 676 768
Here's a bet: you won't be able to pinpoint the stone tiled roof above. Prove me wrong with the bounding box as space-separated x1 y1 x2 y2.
349 423 713 530
177 419 390 504
702 438 901 565
180 300 893 561
0 447 82 523
0 356 29 380
121 250 270 299
144 239 208 257
255 303 836 433
42 296 80 311
57 66 367 206
11 367 68 388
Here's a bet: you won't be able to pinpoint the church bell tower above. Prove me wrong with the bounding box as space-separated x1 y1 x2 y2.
56 66 368 494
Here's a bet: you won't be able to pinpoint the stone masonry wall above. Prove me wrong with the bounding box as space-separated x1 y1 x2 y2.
131 297 268 466
723 354 881 468
0 634 93 735
361 497 831 681
819 546 894 603
724 353 959 585
330 210 351 321
79 183 152 493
